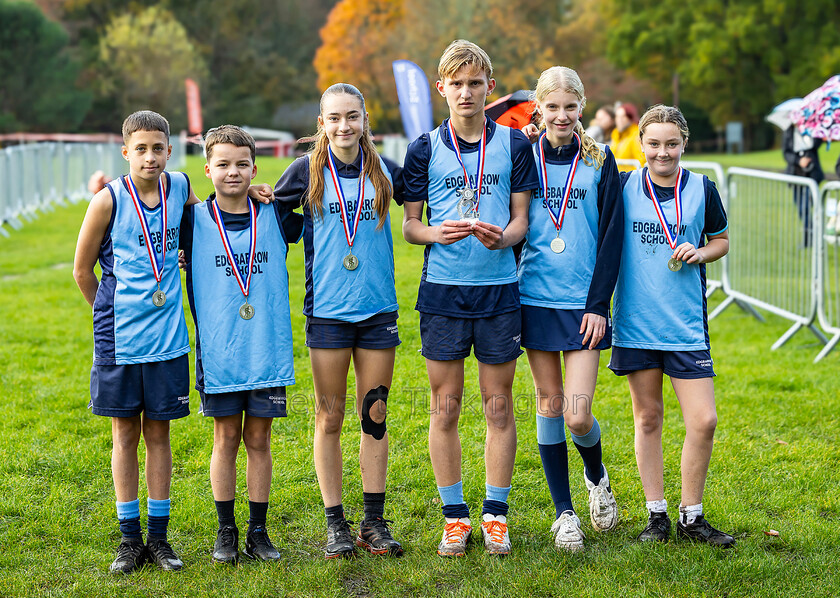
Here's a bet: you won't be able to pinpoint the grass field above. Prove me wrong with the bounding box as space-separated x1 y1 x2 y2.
1 154 840 597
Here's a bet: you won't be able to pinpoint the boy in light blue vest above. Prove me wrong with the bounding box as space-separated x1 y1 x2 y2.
180 126 301 564
74 111 193 573
402 40 539 556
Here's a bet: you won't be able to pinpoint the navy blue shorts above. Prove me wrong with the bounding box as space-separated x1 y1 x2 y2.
200 386 287 418
89 354 190 420
608 347 715 379
305 315 400 349
521 305 612 352
419 310 522 364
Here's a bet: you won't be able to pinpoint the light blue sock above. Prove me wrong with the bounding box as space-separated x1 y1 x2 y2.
116 499 140 521
116 499 141 538
536 414 566 445
438 480 469 519
147 498 171 540
571 418 604 485
147 498 171 518
485 484 511 504
437 480 465 506
570 417 601 447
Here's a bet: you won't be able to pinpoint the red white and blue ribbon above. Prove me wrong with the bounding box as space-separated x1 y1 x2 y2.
537 131 580 232
447 117 486 209
644 167 683 250
126 174 167 286
326 145 364 250
211 198 256 301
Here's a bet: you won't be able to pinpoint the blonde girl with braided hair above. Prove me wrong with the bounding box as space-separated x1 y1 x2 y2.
518 66 624 551
273 82 405 559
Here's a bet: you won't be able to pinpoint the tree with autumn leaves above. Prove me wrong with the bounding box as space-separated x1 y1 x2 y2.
313 0 656 132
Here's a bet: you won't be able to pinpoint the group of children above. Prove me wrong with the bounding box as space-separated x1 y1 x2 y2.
72 39 735 574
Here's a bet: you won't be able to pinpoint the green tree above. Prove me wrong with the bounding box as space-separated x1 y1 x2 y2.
96 6 207 131
601 0 840 146
0 0 91 132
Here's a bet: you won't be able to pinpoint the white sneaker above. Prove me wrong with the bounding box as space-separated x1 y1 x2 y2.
584 466 618 531
480 513 511 555
551 511 585 552
437 517 472 557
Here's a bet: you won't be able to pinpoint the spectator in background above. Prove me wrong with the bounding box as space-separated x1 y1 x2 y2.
783 126 823 247
586 105 616 146
611 103 646 171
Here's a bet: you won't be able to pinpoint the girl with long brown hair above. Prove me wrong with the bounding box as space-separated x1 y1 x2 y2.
273 83 404 559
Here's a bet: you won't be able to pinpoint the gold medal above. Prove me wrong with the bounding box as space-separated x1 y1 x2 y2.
668 257 683 272
152 289 167 307
343 254 359 271
550 237 566 254
239 303 255 320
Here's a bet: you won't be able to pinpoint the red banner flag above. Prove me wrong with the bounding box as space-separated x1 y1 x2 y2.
185 78 203 135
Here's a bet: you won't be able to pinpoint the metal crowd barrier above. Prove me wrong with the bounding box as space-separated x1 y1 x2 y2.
712 167 826 351
682 161 727 299
0 135 186 237
816 182 840 361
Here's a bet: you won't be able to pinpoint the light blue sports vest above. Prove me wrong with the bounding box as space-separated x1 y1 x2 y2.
518 141 603 308
612 169 709 350
424 123 518 285
93 173 190 365
190 201 295 392
310 157 398 321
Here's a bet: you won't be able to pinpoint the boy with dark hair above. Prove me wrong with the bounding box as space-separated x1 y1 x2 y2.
180 125 301 563
74 110 191 573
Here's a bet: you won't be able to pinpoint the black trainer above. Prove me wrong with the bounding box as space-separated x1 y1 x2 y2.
146 538 184 571
109 537 147 574
245 526 281 561
213 525 239 564
637 511 671 543
677 515 736 548
325 517 356 559
356 517 403 556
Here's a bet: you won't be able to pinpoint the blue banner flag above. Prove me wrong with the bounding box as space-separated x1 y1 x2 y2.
392 60 433 141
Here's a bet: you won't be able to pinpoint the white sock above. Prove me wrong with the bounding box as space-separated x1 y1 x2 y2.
646 499 667 514
679 503 702 525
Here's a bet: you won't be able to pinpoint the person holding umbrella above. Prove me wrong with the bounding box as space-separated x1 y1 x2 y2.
782 126 822 247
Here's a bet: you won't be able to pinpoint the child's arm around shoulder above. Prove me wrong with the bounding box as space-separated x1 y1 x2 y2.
73 187 113 307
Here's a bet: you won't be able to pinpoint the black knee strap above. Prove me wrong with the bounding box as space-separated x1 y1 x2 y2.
361 385 388 440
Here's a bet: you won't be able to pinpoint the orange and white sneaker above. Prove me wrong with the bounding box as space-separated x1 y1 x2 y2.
480 513 511 556
437 517 472 557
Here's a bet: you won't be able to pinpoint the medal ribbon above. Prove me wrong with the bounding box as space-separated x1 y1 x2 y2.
211 198 257 300
537 131 580 232
447 117 486 210
644 167 683 250
126 174 167 285
326 145 365 250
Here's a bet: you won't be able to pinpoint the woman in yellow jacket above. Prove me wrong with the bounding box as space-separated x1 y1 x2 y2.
611 103 646 171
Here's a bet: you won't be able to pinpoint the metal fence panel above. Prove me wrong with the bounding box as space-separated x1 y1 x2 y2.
0 135 184 232
715 167 824 349
682 160 727 299
816 182 840 361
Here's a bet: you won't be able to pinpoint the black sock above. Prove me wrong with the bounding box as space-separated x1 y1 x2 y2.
146 516 169 541
325 504 345 527
248 501 268 532
538 441 574 519
573 439 604 487
441 503 470 519
215 499 236 529
482 499 509 517
363 492 385 521
119 517 142 539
